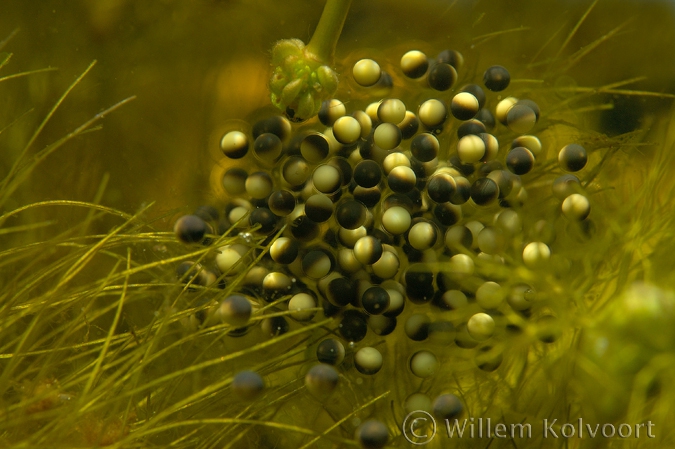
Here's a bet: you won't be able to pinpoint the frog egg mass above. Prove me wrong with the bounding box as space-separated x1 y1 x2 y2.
167 9 673 447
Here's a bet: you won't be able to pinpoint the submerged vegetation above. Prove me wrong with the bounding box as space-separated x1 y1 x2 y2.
2 1 675 448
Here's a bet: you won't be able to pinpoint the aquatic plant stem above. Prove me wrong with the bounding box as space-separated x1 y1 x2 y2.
306 0 353 63
268 0 352 119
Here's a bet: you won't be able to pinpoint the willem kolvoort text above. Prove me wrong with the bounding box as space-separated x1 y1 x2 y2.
444 418 656 439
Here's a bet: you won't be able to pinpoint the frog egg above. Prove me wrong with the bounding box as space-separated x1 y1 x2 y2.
353 59 382 87
332 116 362 145
302 249 335 280
410 133 439 163
336 199 367 230
320 275 351 307
432 394 463 420
477 226 505 254
562 193 591 220
248 207 277 234
215 294 253 327
506 104 538 134
387 166 416 193
252 115 292 140
261 316 289 337
437 48 463 67
405 393 432 415
512 134 542 157
381 283 404 317
174 214 209 244
301 133 330 163
508 284 536 311
451 92 480 120
522 242 551 268
227 206 250 226
437 289 468 310
312 164 342 194
353 236 383 265
506 147 535 175
245 171 274 199
483 65 510 92
290 214 320 241
495 96 519 125
316 338 345 366
381 206 411 235
418 99 447 129
305 364 339 400
337 226 365 248
398 111 420 139
318 99 346 126
450 176 471 205
382 152 410 175
409 350 439 378
427 173 456 203
354 347 383 375
361 286 390 315
216 244 250 274
269 237 299 265
444 225 473 252
495 209 523 235
352 186 382 214
352 110 373 138
304 194 334 223
457 134 486 164
558 143 588 172
446 254 475 279
373 122 402 150
467 312 496 341
175 261 209 287
428 62 457 91
355 420 389 449
470 177 499 206
365 101 382 123
232 370 264 401
253 132 283 163
220 130 249 159
479 133 499 162
371 248 400 280
427 321 454 345
400 50 429 79
476 281 506 309
282 156 311 187
338 309 369 342
472 100 494 124
475 345 503 371
457 119 486 139
486 170 513 198
552 174 582 200
408 221 438 250
405 313 431 341
354 160 383 188
192 205 217 224
262 272 293 300
337 248 363 273
288 292 317 321
403 264 435 304
267 189 295 216
378 98 407 124
222 168 248 196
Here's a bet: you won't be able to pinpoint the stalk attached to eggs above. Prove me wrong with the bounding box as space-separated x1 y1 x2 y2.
269 0 352 121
